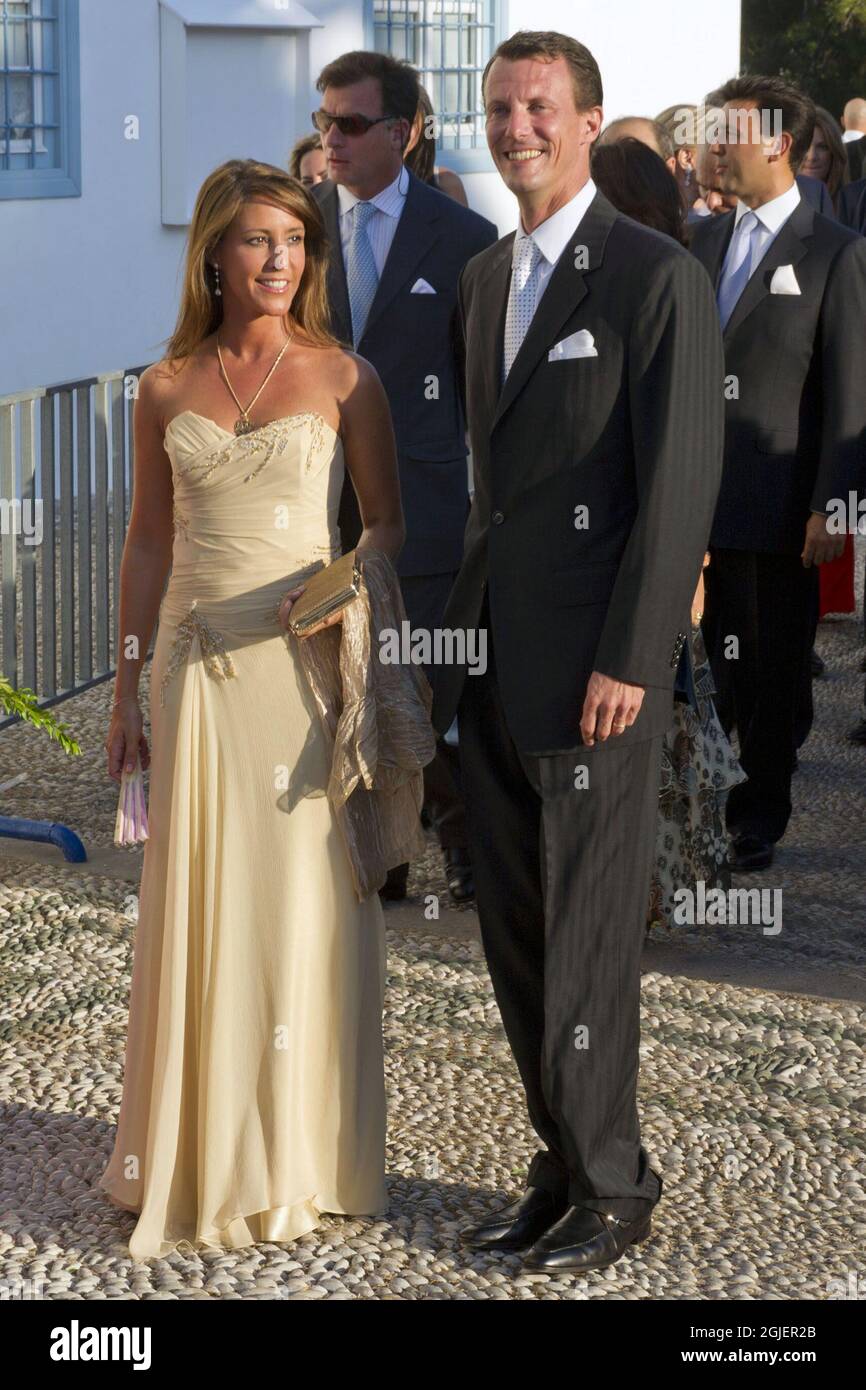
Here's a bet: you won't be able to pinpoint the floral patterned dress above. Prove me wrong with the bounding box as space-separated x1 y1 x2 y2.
648 626 747 931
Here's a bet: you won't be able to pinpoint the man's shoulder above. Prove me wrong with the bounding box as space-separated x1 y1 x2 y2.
606 211 688 262
811 206 864 252
309 178 332 206
838 177 866 233
688 209 732 252
461 229 513 288
413 175 498 242
605 213 710 295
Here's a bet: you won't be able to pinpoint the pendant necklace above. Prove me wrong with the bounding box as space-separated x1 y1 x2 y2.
217 330 293 436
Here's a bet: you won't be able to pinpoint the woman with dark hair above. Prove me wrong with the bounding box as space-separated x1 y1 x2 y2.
403 83 468 205
801 105 850 211
99 159 406 1258
593 136 745 934
591 136 687 242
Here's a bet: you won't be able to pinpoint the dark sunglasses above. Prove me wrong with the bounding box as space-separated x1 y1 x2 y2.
312 109 398 137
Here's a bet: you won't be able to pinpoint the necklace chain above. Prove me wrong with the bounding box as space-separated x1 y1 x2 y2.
217 330 293 436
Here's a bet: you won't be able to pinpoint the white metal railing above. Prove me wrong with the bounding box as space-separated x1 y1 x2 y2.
0 363 152 725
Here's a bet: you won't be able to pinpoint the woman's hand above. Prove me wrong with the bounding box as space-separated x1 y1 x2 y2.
691 552 711 626
105 697 150 783
278 583 346 639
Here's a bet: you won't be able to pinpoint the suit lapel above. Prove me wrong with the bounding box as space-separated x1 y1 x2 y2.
360 172 443 342
698 211 736 291
318 180 352 342
491 191 618 433
470 235 513 438
723 199 814 340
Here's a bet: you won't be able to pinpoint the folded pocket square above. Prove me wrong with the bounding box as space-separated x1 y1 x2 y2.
769 264 801 295
548 329 598 361
410 277 437 294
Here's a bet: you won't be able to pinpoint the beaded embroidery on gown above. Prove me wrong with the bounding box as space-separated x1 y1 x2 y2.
97 410 388 1260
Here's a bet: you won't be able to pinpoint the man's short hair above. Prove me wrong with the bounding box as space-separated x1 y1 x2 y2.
482 29 603 111
710 74 816 173
316 50 420 129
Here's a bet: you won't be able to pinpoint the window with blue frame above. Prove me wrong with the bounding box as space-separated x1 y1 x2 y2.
368 0 503 172
0 0 80 198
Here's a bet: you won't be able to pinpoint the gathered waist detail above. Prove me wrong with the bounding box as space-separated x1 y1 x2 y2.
160 542 342 636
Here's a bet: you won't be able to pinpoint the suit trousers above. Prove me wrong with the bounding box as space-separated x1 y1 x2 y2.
703 548 818 842
457 610 662 1218
401 572 469 850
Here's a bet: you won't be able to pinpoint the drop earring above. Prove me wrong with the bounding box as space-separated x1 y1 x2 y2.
214 264 221 297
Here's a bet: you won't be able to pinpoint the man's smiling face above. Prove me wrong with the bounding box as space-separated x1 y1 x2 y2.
484 55 601 208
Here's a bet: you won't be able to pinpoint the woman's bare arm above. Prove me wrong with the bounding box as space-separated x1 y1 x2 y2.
105 366 175 777
338 354 405 563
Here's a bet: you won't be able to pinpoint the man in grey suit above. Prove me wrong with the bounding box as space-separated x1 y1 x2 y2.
310 51 497 903
431 31 724 1272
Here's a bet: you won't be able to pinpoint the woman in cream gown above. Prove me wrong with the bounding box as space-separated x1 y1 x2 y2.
99 159 405 1260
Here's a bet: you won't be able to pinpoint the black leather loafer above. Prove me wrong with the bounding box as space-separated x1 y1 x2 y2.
522 1203 654 1273
444 847 474 904
458 1187 568 1253
730 834 774 871
848 718 866 745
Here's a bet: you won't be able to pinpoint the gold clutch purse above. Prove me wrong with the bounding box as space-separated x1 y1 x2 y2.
287 549 361 635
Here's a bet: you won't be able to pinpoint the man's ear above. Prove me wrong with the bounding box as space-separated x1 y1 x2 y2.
766 128 794 165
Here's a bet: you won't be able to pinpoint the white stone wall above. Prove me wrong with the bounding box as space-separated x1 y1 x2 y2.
0 0 741 396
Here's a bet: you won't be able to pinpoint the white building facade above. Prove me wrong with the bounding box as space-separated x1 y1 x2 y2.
0 0 741 396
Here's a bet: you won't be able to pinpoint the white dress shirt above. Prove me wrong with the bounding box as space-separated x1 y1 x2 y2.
336 168 409 276
510 177 598 320
721 181 802 286
842 129 864 143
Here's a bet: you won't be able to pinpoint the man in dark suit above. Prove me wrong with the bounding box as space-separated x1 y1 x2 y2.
431 31 724 1272
839 176 866 235
691 76 866 870
796 172 836 217
310 50 498 902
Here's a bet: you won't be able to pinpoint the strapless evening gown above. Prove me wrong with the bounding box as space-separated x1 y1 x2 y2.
97 410 388 1260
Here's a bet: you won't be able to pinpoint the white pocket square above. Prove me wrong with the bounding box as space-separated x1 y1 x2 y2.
770 264 801 295
410 277 437 294
548 329 598 361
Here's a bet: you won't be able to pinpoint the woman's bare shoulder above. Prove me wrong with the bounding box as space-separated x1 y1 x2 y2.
324 345 383 400
137 342 212 426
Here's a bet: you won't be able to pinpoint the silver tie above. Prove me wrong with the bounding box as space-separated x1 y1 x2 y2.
346 200 380 348
502 233 542 382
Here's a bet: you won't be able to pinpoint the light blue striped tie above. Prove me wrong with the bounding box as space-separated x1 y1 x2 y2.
347 201 379 348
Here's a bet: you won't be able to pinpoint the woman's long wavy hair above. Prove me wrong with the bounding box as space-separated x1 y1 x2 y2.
164 158 338 363
811 106 849 206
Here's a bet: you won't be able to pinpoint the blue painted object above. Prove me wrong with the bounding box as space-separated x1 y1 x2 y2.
0 816 87 862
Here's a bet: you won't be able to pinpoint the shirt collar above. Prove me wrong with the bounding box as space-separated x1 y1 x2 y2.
337 167 408 220
513 178 597 267
734 181 801 234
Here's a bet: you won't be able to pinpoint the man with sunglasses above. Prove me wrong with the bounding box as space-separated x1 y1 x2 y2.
310 51 498 905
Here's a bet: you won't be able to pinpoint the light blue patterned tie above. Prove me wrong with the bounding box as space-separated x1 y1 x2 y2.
717 210 759 329
347 201 379 348
502 232 541 382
